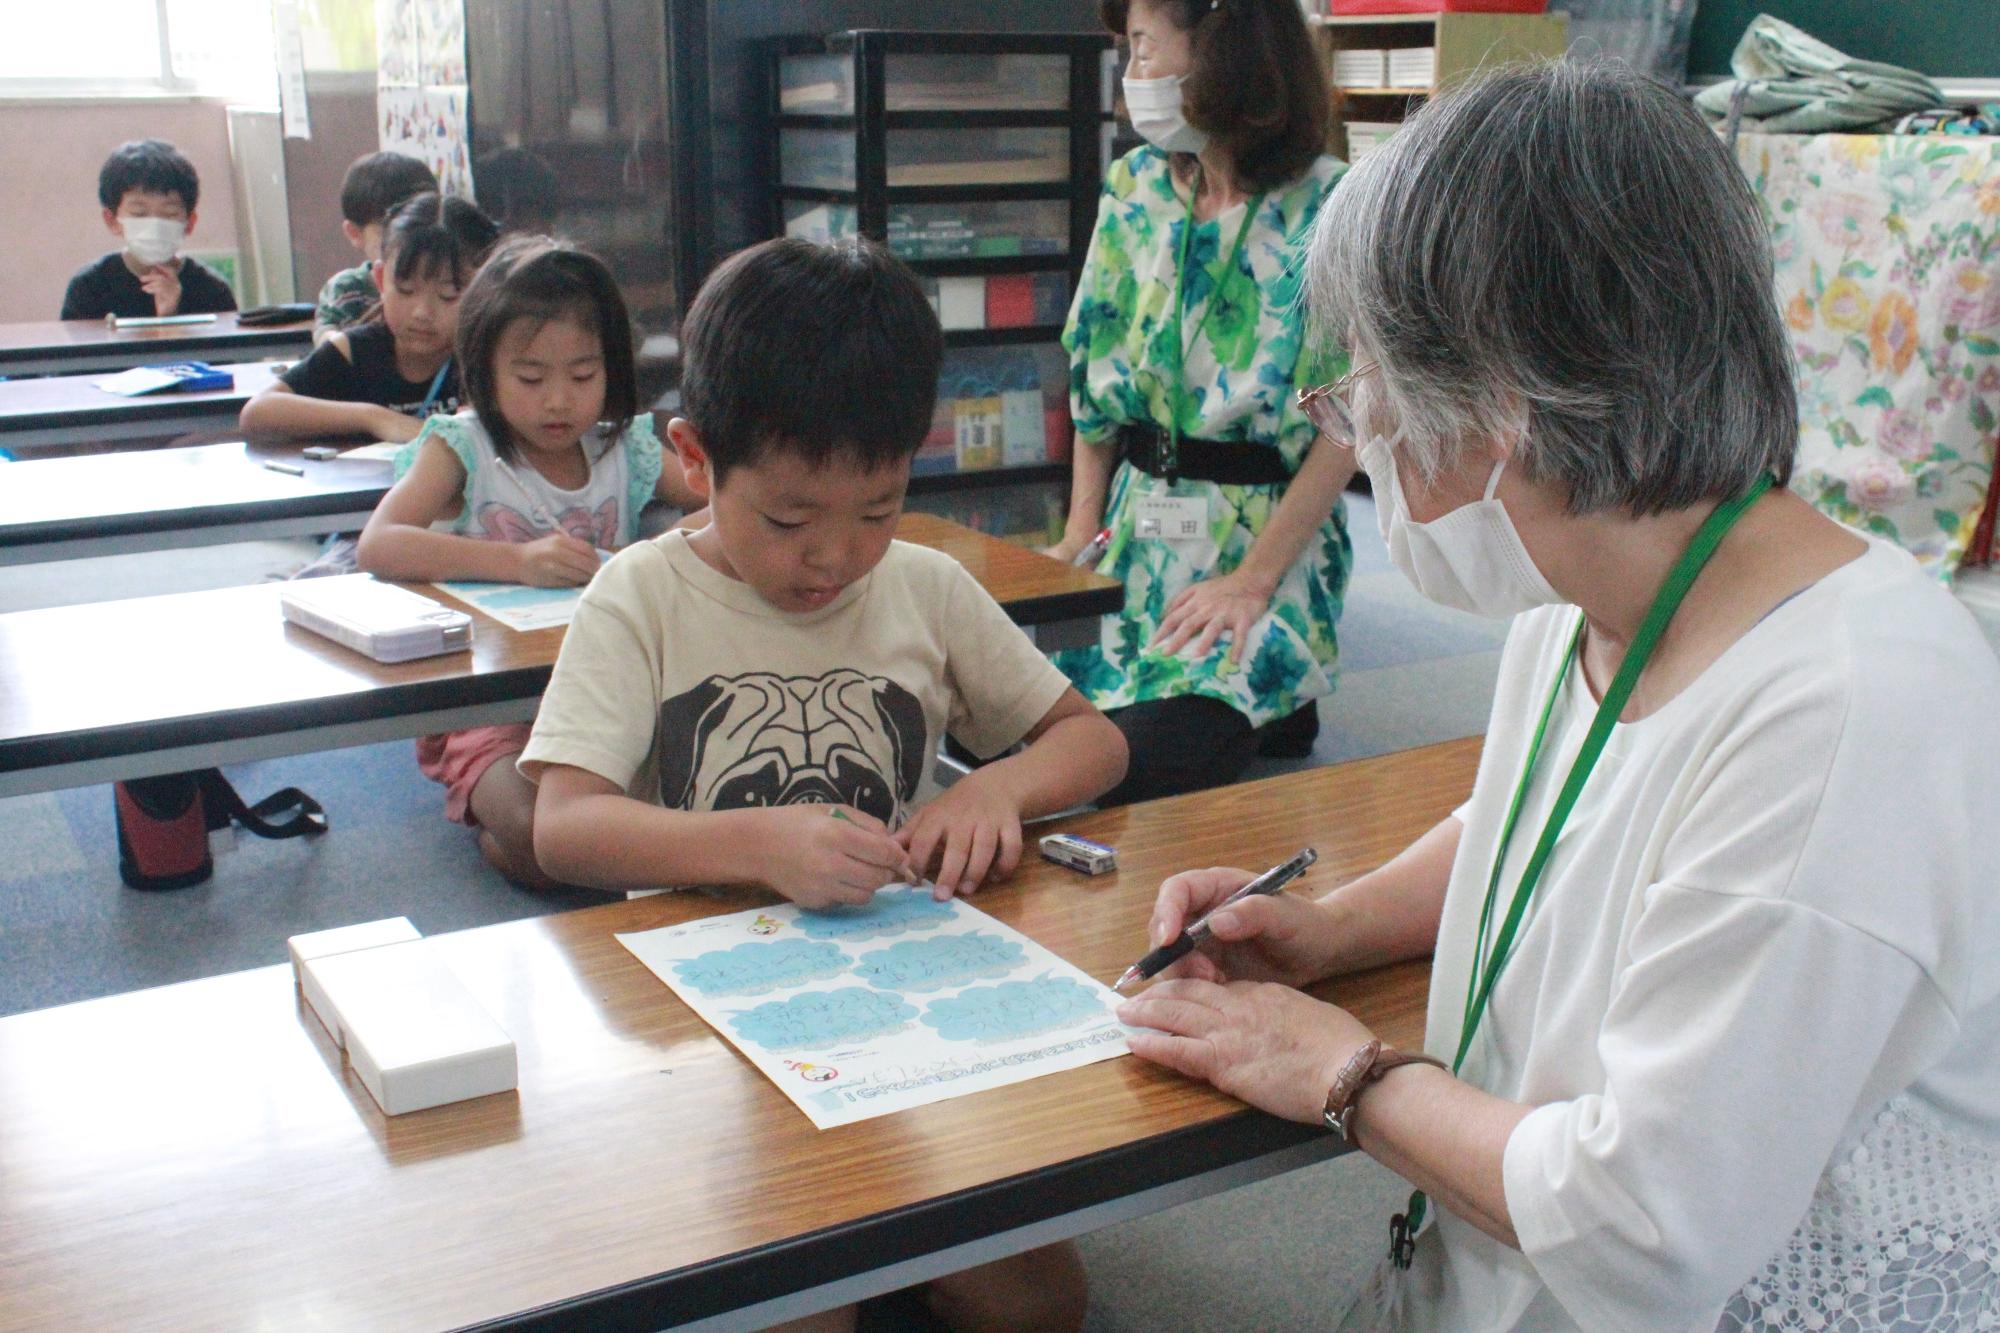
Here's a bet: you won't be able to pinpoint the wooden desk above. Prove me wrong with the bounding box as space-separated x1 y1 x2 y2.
0 740 1473 1332
0 313 312 378
0 512 1123 797
0 440 390 565
0 359 282 454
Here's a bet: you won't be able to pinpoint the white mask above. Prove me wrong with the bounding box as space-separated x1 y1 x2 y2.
1122 73 1209 154
1357 429 1563 619
121 215 185 267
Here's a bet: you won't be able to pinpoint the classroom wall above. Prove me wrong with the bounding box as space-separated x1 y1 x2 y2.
0 99 243 324
1688 1 2000 81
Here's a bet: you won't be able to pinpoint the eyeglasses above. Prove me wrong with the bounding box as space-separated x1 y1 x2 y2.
1295 361 1378 449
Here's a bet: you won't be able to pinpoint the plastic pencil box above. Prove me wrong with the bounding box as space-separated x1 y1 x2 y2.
159 361 234 392
280 574 473 663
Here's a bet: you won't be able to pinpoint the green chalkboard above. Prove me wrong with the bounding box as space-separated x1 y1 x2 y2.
1689 1 2000 80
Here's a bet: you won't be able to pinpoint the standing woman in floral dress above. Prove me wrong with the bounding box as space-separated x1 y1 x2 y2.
1046 0 1357 805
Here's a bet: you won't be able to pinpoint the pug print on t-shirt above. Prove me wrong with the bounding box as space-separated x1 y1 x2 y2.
655 670 928 827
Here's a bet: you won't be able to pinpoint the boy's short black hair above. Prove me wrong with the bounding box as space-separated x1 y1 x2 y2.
97 139 200 213
679 238 943 482
340 151 439 228
380 192 500 289
455 235 639 464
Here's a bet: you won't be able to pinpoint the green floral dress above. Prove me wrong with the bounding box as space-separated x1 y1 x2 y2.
1054 145 1351 728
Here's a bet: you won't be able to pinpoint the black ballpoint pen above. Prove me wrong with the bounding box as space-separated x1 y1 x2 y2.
1113 847 1318 991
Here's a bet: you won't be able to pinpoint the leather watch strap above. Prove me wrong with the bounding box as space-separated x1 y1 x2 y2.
1322 1039 1448 1143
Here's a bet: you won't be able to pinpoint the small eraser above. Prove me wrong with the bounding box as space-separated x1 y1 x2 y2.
307 940 517 1116
287 917 422 1045
1039 833 1118 875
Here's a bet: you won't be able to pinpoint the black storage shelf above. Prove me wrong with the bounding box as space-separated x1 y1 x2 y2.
775 183 1077 206
907 256 1072 278
909 462 1070 495
778 110 1077 131
771 30 1110 510
944 324 1066 348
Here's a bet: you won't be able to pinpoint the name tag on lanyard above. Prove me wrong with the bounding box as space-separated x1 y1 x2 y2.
1135 493 1207 542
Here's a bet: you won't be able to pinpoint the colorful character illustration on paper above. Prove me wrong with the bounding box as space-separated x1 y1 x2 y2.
788 1060 840 1083
749 914 782 936
655 670 927 826
478 498 618 550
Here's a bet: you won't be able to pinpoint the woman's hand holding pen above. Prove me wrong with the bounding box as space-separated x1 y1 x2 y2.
1140 866 1339 987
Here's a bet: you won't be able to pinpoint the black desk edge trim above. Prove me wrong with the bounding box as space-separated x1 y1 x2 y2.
460 1110 1332 1332
0 583 1112 775
0 489 391 549
0 326 310 366
9 392 254 433
0 666 551 775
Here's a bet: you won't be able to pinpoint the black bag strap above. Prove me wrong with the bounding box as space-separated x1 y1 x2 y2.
198 770 328 840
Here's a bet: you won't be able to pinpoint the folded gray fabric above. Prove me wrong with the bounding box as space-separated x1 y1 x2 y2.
1694 13 1944 133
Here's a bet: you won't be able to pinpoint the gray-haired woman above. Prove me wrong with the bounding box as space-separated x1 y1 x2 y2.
1114 61 2000 1330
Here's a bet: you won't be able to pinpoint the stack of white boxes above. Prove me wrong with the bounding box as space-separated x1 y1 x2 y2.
289 917 518 1116
1387 47 1437 89
1332 48 1388 89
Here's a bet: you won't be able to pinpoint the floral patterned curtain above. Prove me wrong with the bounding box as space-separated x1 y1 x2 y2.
1738 132 2000 581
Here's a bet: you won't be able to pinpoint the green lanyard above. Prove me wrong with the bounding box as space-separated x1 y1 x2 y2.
1161 190 1262 485
1389 472 1774 1269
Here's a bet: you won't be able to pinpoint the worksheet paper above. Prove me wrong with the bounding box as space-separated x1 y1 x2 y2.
617 887 1131 1129
433 580 583 632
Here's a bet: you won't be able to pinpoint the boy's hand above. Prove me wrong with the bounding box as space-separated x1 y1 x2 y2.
762 806 914 909
367 406 426 444
514 532 600 587
137 264 182 317
895 770 1025 900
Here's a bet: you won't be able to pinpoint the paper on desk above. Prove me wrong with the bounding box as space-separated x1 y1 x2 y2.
94 367 189 396
433 579 584 631
617 886 1130 1129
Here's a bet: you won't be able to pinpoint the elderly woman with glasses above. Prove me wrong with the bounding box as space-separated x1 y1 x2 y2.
1045 0 1360 805
1114 61 2000 1331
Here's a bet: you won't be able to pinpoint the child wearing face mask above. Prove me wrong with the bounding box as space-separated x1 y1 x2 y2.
60 139 238 320
356 236 696 889
239 192 499 445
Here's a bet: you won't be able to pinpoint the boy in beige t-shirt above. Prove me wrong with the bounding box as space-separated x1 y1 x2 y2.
523 236 1123 1332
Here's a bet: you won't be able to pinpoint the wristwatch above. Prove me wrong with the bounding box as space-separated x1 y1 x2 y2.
1322 1038 1448 1144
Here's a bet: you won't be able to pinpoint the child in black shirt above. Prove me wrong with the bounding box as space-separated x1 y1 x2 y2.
240 193 498 443
60 140 237 321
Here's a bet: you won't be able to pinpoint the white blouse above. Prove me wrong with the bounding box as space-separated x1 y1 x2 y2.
1373 539 2000 1331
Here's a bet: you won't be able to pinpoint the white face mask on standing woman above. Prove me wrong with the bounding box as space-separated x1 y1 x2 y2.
1121 73 1210 155
1356 425 1564 619
121 216 185 268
